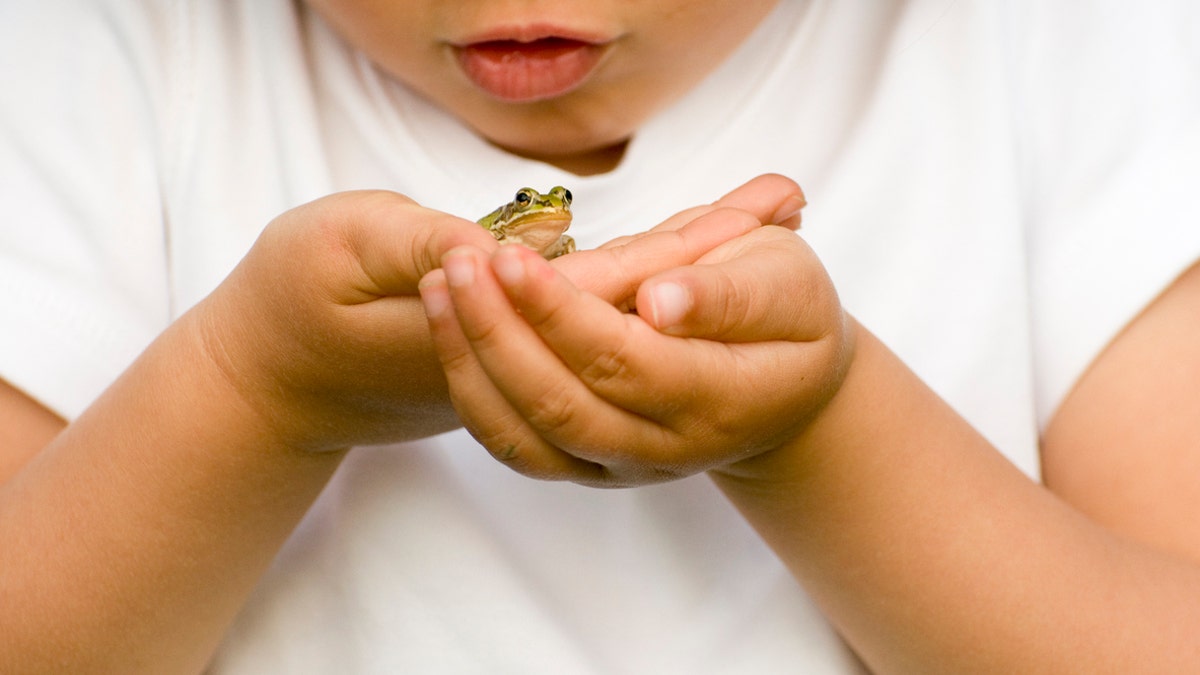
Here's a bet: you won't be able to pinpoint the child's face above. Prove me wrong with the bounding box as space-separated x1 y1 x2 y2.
306 1 779 171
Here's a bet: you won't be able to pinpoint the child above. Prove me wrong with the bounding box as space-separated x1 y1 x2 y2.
2 1 1199 672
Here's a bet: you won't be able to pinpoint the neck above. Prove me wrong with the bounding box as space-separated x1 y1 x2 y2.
500 140 630 176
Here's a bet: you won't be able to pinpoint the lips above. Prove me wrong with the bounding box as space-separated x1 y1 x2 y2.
455 36 608 103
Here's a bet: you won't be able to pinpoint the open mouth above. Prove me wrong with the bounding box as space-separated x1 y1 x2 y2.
454 37 609 102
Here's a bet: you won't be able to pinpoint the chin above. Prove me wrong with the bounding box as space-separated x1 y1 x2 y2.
487 114 631 157
493 133 629 173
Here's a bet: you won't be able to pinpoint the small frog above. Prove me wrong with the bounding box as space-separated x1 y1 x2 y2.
477 186 575 259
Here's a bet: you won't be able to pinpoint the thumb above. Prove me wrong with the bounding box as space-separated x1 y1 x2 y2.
636 228 837 343
304 190 498 297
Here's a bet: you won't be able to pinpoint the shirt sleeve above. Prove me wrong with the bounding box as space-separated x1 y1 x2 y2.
0 1 177 418
1013 2 1200 427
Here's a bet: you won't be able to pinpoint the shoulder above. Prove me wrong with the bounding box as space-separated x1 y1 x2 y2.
0 1 178 78
0 1 181 146
1042 260 1200 562
1013 2 1200 424
0 1 189 419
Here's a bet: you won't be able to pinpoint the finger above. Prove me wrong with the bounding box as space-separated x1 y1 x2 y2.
491 246 711 430
294 190 499 299
570 174 807 304
713 173 807 230
491 245 789 476
439 245 682 467
556 207 764 308
596 173 806 251
595 204 720 249
637 227 840 342
419 264 607 482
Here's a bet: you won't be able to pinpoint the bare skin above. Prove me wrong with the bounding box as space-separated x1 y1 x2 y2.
0 382 62 483
303 0 779 174
5 1 1195 672
0 176 804 673
420 227 1200 672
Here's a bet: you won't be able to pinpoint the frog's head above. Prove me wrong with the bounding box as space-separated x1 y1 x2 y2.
480 186 574 254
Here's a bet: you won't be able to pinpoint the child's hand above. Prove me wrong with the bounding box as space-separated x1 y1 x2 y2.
419 208 849 486
554 172 806 310
192 190 500 450
188 175 803 454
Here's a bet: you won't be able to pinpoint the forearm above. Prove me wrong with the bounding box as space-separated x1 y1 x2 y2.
712 323 1200 673
0 310 345 673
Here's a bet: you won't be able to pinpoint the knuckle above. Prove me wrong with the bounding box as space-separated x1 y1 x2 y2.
465 414 549 475
472 423 520 463
486 440 552 480
598 233 639 249
521 292 573 334
437 342 478 377
457 307 504 345
710 268 752 339
468 417 608 484
522 379 579 436
577 341 635 393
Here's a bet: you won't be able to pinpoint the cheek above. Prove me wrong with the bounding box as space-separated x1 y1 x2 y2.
633 0 779 68
303 0 780 161
305 0 449 81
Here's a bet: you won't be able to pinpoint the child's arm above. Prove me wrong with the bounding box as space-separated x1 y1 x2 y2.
0 178 803 672
0 380 64 481
0 191 491 673
713 262 1200 673
425 222 1200 671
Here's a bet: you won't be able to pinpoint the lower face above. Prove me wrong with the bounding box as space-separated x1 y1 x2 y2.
304 0 780 172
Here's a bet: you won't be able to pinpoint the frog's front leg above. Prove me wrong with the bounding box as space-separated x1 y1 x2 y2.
542 235 576 260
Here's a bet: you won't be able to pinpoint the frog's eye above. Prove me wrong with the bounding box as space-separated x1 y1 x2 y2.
514 189 534 207
550 186 573 206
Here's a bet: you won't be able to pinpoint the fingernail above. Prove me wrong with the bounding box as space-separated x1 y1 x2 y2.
648 282 690 329
443 251 475 288
771 194 807 226
418 277 451 318
492 247 525 287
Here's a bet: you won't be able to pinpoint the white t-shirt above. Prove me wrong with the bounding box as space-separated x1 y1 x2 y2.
2 1 1199 672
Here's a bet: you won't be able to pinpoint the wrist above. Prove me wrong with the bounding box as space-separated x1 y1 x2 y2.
190 268 461 452
165 300 321 453
709 312 861 488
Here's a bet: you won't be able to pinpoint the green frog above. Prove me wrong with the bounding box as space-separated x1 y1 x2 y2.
477 186 575 259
